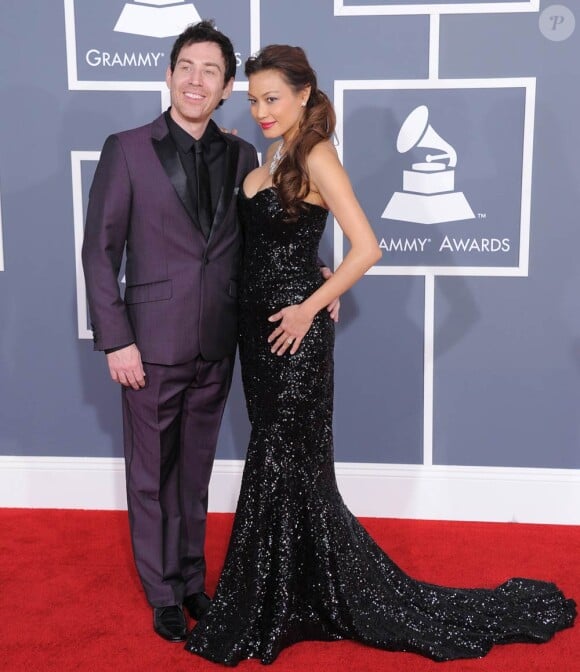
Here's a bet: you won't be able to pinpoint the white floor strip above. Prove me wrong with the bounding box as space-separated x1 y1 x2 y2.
2 456 579 525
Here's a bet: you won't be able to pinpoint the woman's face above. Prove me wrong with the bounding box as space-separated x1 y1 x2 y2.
247 69 309 142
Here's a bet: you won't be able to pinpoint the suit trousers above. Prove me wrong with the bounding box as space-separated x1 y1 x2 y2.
122 354 233 607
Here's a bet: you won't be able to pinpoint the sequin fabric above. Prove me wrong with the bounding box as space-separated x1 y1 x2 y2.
185 186 576 666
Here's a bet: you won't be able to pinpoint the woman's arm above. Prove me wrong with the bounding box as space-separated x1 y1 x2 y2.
268 140 381 354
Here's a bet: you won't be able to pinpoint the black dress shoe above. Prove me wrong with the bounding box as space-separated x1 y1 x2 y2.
153 605 188 642
183 592 211 620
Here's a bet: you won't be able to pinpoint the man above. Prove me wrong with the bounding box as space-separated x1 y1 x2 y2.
82 21 258 642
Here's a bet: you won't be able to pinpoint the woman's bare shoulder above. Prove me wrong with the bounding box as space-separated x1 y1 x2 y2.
307 140 342 182
310 139 337 157
307 140 339 170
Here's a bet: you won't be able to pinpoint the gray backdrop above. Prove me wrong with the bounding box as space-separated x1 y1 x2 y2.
0 1 579 475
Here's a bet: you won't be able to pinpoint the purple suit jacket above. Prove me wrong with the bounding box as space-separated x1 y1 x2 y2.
82 114 258 365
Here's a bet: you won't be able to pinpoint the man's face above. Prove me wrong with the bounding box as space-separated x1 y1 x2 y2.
166 41 234 131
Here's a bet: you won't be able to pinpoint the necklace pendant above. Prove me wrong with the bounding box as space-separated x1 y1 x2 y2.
269 141 284 176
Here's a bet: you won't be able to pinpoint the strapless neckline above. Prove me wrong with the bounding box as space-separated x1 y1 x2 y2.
239 184 329 213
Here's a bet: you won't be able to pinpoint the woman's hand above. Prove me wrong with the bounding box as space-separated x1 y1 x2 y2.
268 304 315 355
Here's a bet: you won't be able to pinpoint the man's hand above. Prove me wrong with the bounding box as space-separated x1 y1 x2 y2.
320 266 340 322
106 344 146 390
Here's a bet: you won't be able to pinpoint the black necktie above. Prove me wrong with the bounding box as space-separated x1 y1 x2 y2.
193 140 212 238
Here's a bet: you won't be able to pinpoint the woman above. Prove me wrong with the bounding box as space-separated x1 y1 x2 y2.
185 45 576 665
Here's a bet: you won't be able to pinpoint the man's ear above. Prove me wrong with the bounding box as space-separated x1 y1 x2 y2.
222 77 235 101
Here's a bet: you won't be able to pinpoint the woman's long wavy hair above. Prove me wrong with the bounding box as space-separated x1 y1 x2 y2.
245 45 336 220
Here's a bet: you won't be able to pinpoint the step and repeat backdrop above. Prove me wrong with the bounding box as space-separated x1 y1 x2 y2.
1 1 579 520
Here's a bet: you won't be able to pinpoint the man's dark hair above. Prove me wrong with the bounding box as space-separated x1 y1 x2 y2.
170 20 237 83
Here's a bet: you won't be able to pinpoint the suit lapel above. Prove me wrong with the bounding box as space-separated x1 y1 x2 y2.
151 115 196 224
150 115 241 240
208 130 240 242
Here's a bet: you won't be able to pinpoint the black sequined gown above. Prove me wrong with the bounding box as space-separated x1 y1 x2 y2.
185 186 576 665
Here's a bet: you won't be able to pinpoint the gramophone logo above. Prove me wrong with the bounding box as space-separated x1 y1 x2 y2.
114 0 202 38
382 105 475 225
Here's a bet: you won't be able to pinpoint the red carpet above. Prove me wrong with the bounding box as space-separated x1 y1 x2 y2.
1 509 577 672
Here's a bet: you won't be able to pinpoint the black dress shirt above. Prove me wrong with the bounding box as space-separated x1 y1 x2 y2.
164 110 227 223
